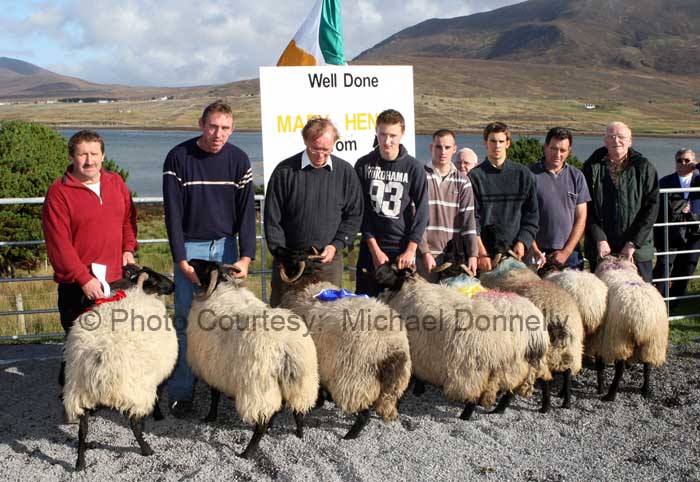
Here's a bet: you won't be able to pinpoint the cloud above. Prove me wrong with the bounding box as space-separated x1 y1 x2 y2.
1 0 521 87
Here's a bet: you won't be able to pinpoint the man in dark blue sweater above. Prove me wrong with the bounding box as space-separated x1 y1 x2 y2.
470 122 539 272
264 117 363 306
355 109 429 296
162 100 256 417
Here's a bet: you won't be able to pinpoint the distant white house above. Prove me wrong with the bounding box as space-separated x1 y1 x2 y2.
584 103 597 110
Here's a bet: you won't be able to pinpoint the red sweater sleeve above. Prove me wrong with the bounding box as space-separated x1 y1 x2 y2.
120 180 138 254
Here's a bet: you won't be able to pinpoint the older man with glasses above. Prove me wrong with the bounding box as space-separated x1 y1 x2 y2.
652 149 700 306
582 121 659 281
264 117 364 306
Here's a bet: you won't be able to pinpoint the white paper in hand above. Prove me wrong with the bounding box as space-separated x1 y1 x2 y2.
91 263 111 297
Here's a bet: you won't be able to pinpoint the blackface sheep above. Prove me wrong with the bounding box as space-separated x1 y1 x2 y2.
542 267 609 394
186 259 319 458
480 257 584 410
374 263 550 419
63 267 177 471
594 256 669 401
276 249 411 439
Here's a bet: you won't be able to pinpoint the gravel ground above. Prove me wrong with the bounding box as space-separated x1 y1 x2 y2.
1 342 699 482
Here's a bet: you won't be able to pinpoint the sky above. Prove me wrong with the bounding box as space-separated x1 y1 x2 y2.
0 0 521 87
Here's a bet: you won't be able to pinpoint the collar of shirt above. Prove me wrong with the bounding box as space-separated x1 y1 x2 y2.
426 162 456 184
301 150 333 171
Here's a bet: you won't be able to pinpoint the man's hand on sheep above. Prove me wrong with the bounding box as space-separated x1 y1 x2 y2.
81 277 105 300
122 251 135 266
367 238 390 269
513 241 526 260
396 242 417 270
467 256 478 276
231 257 251 278
178 260 202 286
477 256 492 273
319 245 337 264
597 240 612 258
423 253 437 272
550 249 571 266
620 242 635 261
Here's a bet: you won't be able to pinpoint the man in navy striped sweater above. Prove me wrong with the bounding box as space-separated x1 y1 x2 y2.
163 100 256 417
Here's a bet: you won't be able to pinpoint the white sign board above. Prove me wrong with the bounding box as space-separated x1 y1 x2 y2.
259 65 415 188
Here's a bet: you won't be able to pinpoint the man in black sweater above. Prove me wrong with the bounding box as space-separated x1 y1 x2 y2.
264 117 364 306
470 122 539 272
354 109 429 296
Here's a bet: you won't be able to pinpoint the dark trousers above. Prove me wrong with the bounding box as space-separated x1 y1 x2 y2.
56 283 94 386
589 257 653 283
653 236 700 299
355 242 402 297
270 254 344 307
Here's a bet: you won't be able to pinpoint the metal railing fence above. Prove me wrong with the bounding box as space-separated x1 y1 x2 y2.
1 187 699 339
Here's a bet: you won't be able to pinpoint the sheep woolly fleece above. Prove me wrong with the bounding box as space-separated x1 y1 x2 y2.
480 258 584 375
595 257 669 366
381 275 549 407
281 281 411 421
187 283 319 425
63 287 177 421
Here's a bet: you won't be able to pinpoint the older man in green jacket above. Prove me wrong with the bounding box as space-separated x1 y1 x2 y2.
582 121 659 281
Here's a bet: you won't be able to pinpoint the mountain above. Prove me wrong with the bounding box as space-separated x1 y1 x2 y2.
355 0 700 74
0 57 175 100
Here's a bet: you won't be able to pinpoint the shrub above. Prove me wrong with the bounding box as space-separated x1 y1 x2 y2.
0 121 127 276
507 135 581 168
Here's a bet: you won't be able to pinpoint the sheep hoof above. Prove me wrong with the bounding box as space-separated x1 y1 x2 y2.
202 414 217 423
561 400 571 409
75 458 86 472
236 450 251 459
601 393 616 402
539 406 550 414
140 446 154 457
641 388 653 399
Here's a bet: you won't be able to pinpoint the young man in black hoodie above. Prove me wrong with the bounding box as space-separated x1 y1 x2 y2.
354 109 429 296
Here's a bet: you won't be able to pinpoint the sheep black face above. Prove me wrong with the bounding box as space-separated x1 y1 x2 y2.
373 263 414 292
432 239 475 280
188 259 241 301
480 224 518 267
275 247 324 284
111 264 174 295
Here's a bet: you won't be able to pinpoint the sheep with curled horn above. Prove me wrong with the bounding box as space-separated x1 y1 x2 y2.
538 257 610 395
479 224 584 411
373 262 550 419
592 256 668 402
186 259 319 458
63 266 177 471
276 248 411 439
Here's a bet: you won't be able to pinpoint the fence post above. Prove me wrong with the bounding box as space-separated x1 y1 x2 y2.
15 293 27 335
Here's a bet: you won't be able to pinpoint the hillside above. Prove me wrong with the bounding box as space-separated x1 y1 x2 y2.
0 57 176 100
355 0 700 75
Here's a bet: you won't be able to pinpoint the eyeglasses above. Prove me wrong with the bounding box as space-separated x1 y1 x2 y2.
308 148 332 157
676 158 694 164
606 134 630 141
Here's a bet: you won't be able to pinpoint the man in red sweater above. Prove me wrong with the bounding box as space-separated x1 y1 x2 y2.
42 130 138 386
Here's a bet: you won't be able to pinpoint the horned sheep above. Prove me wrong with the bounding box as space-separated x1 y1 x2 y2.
594 256 669 401
186 259 319 458
276 256 412 439
374 263 550 419
63 266 177 471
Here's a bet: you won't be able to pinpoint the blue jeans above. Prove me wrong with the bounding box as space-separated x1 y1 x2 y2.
168 237 238 402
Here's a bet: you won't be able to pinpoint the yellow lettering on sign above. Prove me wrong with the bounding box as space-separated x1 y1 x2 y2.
345 113 377 131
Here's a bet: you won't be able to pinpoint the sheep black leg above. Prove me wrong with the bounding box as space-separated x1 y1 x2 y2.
561 369 572 408
490 392 513 414
413 378 426 397
595 356 606 395
152 398 164 421
204 388 221 422
539 379 551 414
130 417 154 456
75 413 89 471
602 360 625 402
314 387 326 408
293 411 304 438
459 402 476 420
344 409 371 440
266 409 281 432
238 422 268 459
641 363 652 399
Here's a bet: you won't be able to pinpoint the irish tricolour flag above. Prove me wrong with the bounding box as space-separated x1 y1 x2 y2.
277 0 346 66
